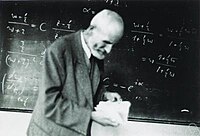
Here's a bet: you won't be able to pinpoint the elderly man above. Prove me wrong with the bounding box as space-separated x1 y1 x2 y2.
27 9 124 136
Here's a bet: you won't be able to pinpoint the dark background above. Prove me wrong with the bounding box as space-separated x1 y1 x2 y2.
0 0 199 125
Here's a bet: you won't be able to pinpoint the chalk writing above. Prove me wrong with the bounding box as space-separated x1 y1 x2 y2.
83 7 95 14
53 19 75 39
17 97 28 107
7 21 36 28
7 13 76 38
5 51 37 68
2 70 40 96
157 54 178 66
39 55 45 65
1 1 199 123
55 19 72 29
20 41 25 52
8 21 29 26
39 22 47 32
2 72 24 95
131 21 154 46
141 55 178 67
4 39 49 68
156 66 175 78
32 77 39 92
11 13 28 23
7 13 37 35
132 21 150 32
167 26 198 37
142 54 178 78
169 40 189 51
104 0 121 7
103 77 144 92
6 26 25 35
103 77 156 101
132 34 154 46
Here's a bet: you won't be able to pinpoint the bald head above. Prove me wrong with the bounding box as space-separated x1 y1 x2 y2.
90 9 124 27
90 9 124 42
83 9 124 60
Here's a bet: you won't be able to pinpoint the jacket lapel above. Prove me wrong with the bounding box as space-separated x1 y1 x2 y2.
72 30 100 108
75 62 94 108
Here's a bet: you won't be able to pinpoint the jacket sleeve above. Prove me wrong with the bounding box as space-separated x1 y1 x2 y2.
41 40 91 135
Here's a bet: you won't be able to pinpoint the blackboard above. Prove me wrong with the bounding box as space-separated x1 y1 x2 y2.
0 0 199 126
0 1 96 111
103 0 200 125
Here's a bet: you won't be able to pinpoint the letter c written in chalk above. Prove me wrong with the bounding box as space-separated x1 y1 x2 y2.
39 22 47 32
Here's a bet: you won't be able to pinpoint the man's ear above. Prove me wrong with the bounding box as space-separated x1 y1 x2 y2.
85 25 95 36
87 25 97 33
88 25 95 30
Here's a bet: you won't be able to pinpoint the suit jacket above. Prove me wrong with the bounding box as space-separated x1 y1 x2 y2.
27 30 103 136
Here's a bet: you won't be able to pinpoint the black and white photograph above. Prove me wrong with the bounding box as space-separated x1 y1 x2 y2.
0 0 199 136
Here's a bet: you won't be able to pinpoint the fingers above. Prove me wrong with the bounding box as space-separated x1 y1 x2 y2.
100 118 120 127
91 111 121 127
113 93 122 102
104 92 122 102
109 118 121 127
103 111 123 126
110 93 122 102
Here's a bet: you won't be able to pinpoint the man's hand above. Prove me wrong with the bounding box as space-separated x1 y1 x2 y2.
103 92 122 102
91 110 122 127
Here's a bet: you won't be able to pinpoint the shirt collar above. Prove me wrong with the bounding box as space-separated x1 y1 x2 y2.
81 31 91 59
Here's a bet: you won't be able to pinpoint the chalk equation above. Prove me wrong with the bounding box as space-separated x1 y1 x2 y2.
169 40 189 51
2 70 39 96
7 13 35 35
167 25 198 37
142 54 178 78
53 19 75 39
6 12 76 39
5 51 44 68
4 39 49 68
103 77 144 92
103 77 166 102
131 21 154 46
132 34 154 46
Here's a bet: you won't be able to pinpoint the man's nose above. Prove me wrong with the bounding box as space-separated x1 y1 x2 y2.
104 45 113 54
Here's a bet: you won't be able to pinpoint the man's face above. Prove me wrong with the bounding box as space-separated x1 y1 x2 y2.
88 27 122 60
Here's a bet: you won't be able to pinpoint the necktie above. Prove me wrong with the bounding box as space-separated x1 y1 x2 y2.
90 55 94 66
89 55 94 74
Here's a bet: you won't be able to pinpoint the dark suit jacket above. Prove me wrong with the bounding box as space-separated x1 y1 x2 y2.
27 30 103 136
